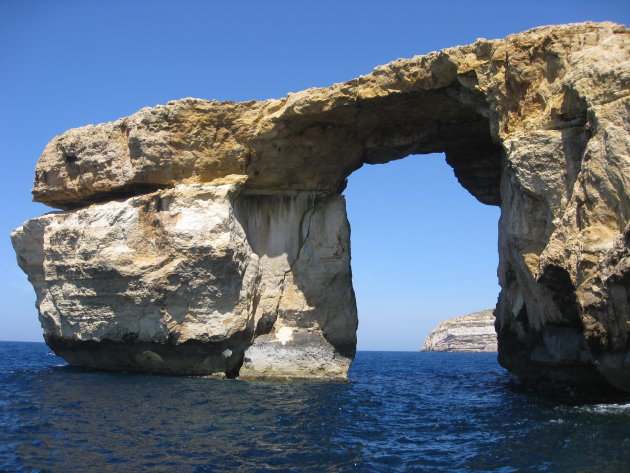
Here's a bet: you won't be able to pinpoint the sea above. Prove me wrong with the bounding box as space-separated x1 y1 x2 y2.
1 342 629 473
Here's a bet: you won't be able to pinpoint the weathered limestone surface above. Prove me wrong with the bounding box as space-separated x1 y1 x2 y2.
422 309 497 352
12 181 356 378
12 22 630 391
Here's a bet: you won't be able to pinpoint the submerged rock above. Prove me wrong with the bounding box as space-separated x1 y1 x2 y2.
12 22 630 392
422 310 497 352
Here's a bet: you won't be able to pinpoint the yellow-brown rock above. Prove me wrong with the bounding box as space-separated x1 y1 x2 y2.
13 22 630 392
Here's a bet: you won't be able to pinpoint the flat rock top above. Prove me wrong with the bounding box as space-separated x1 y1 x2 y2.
432 309 495 329
30 21 628 209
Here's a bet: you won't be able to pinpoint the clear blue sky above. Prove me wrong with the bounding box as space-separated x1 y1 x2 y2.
1 0 628 349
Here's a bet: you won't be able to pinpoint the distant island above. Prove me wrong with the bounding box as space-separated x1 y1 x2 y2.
421 309 497 352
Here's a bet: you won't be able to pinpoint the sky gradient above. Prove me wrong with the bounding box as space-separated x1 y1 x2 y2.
1 0 628 349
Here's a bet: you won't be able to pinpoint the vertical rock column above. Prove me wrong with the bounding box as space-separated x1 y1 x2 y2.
234 192 357 379
495 93 630 391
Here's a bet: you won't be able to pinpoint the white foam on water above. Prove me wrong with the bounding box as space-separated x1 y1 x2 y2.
578 403 630 414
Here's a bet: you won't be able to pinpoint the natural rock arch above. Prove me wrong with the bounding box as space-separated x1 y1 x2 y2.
12 22 630 393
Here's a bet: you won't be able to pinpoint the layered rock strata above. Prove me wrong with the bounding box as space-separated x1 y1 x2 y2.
12 182 356 378
12 22 630 391
422 309 497 352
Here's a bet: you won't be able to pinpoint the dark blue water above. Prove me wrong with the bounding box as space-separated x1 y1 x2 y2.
1 342 629 473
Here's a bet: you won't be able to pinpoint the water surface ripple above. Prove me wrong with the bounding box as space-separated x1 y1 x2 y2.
1 342 629 472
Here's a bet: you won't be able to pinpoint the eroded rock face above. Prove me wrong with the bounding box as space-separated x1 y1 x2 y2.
12 22 630 391
422 309 497 352
12 182 356 378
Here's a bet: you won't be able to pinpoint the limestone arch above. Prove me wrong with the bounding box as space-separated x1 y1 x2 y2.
13 22 630 393
227 78 506 378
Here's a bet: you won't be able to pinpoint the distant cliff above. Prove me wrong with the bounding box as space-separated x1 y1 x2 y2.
422 310 497 352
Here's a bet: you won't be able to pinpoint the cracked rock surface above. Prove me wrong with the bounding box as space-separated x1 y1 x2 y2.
12 22 630 390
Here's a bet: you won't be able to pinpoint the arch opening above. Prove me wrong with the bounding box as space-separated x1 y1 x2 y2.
344 153 501 351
